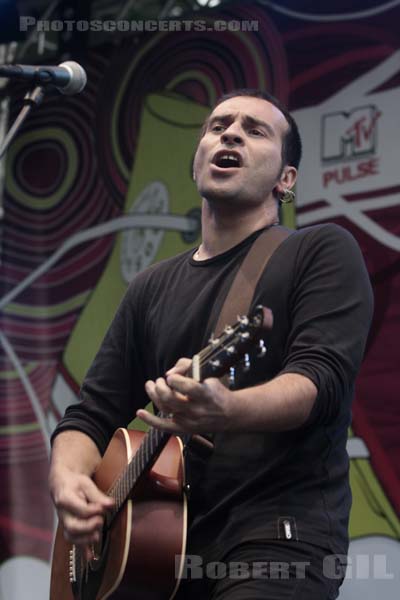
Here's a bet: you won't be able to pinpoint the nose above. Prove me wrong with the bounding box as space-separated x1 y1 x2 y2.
221 123 244 146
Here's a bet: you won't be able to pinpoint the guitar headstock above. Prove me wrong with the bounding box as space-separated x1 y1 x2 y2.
192 305 273 387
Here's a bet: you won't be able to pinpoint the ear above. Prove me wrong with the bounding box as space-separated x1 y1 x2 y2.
273 165 297 198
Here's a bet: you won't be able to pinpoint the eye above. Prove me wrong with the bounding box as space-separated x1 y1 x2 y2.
211 123 225 132
249 128 264 136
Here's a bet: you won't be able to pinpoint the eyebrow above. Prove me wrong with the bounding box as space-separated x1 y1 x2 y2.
207 113 276 138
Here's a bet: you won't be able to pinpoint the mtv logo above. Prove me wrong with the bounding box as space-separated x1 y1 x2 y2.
293 50 400 251
322 106 380 162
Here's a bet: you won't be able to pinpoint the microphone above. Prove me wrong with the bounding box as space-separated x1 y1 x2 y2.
0 61 87 95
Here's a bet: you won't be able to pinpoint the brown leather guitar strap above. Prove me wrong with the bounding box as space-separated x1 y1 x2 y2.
188 224 293 454
213 224 293 337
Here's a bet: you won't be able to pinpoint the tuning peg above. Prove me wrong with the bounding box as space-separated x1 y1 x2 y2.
257 339 267 357
208 332 219 346
224 325 234 334
209 358 222 371
238 315 249 327
239 331 250 342
243 353 251 372
229 367 236 389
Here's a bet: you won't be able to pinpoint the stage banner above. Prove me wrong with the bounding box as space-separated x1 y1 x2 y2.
0 2 399 598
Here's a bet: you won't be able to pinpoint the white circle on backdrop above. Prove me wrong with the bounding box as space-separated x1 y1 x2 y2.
120 181 169 283
0 556 50 600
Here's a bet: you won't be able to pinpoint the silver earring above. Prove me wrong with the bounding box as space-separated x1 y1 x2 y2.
280 188 295 204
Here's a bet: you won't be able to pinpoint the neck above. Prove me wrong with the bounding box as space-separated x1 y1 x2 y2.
196 198 279 260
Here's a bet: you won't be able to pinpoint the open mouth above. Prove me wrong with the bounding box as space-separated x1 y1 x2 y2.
212 150 243 169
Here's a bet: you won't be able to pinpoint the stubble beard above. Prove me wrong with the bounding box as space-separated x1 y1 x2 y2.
199 183 253 214
194 154 285 211
198 175 277 214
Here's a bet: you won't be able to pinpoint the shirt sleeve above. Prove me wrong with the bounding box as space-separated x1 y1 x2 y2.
50 278 149 455
279 223 374 426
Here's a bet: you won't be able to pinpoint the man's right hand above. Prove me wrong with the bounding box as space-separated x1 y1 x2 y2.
49 430 115 561
49 466 114 546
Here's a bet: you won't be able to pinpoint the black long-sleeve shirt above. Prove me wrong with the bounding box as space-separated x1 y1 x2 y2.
52 223 373 558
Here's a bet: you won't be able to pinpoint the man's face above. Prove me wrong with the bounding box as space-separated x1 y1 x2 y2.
193 96 293 208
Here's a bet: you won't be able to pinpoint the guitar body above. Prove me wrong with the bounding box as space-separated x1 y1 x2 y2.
50 428 187 600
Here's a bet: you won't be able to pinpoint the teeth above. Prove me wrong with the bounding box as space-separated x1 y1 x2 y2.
216 153 240 167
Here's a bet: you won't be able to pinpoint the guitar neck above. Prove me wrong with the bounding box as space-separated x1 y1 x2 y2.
106 423 171 526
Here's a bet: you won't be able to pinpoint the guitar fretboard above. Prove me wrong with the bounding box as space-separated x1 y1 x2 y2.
106 420 171 527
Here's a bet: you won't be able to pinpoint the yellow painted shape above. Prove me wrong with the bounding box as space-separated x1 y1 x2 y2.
63 94 209 386
349 431 400 539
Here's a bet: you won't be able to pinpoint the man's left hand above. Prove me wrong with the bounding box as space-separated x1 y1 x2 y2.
137 358 234 433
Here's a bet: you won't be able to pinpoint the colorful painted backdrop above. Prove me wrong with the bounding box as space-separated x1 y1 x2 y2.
0 2 399 598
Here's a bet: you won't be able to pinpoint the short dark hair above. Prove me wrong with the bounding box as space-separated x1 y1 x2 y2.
206 88 302 170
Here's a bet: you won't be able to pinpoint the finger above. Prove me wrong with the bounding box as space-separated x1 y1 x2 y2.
56 492 101 519
146 377 187 401
166 357 192 376
144 379 162 412
166 374 205 399
61 513 104 539
145 378 172 402
202 377 226 392
154 377 173 397
144 379 156 395
64 528 101 546
145 378 187 416
79 477 115 510
57 481 113 519
136 409 183 433
145 379 168 413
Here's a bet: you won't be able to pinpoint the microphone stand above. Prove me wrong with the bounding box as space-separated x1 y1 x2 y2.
0 85 46 160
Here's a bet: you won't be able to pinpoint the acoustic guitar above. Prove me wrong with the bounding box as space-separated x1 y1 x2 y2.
50 305 273 600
